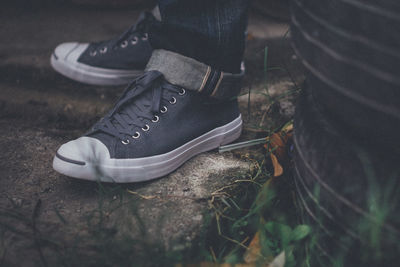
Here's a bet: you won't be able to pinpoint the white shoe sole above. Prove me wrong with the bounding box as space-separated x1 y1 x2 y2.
51 53 143 86
53 115 242 183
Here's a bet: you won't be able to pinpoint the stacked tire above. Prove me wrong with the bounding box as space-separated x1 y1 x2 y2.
291 0 400 265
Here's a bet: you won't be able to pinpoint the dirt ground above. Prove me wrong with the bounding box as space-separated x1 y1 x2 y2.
0 4 304 266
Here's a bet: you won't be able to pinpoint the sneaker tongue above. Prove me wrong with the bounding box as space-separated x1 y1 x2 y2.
139 11 157 28
105 11 154 49
110 71 163 116
135 11 152 27
89 71 166 140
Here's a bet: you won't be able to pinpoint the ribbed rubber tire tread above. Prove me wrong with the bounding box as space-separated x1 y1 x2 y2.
293 86 400 265
291 0 400 154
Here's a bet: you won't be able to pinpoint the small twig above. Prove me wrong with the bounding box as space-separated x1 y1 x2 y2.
126 190 159 200
233 179 263 187
211 185 236 196
216 213 222 235
126 189 203 201
212 205 236 221
220 234 250 251
209 246 217 262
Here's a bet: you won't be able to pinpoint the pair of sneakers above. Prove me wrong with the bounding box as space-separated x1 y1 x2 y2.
51 11 243 183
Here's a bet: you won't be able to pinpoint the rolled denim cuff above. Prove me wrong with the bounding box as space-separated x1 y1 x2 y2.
145 49 244 100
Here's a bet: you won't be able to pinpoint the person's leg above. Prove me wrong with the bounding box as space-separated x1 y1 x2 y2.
150 0 250 73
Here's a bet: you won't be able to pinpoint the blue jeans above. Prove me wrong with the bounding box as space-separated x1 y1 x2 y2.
149 0 250 74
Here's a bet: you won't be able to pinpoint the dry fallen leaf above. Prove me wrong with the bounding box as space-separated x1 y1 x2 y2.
244 232 261 264
270 153 284 177
264 123 293 177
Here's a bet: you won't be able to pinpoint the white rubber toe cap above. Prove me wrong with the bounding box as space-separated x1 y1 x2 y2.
53 136 113 181
56 136 110 164
53 42 89 62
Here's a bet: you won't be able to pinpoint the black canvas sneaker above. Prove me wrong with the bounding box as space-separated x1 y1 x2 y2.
53 50 244 183
51 11 156 86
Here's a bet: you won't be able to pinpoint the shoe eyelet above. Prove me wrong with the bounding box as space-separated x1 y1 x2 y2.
120 40 128 48
131 36 138 45
141 33 148 41
169 97 177 104
179 88 186 95
132 132 140 139
160 106 168 113
100 47 107 54
142 124 150 131
121 139 130 145
90 51 97 57
152 115 159 122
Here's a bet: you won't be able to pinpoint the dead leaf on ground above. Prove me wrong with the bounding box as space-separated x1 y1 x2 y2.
264 123 293 177
244 232 261 264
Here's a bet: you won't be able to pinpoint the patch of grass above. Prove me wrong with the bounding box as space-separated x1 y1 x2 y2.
205 161 271 263
200 162 313 266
